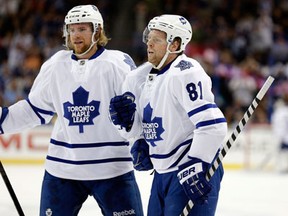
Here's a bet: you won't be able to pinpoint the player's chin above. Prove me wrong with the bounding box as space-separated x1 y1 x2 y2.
147 55 153 61
147 57 157 65
74 47 86 55
73 44 85 52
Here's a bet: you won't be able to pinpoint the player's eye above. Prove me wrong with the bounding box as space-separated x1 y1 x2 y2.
147 37 164 44
67 27 90 34
78 27 88 32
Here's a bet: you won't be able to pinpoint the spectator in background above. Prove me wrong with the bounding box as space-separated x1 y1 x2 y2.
3 77 24 105
0 0 288 125
271 90 288 173
249 9 273 65
131 1 149 64
228 64 257 111
269 28 288 65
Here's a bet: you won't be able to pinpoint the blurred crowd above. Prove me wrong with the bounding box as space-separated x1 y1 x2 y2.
0 0 287 126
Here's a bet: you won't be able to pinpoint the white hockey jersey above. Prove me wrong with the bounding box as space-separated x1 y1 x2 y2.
0 47 137 180
271 100 288 144
122 54 227 173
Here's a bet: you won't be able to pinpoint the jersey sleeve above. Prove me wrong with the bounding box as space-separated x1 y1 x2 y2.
1 59 55 134
116 64 149 140
171 62 227 163
28 58 55 111
112 53 137 96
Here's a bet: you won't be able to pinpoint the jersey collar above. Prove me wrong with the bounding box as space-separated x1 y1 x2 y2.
71 46 105 61
150 58 175 76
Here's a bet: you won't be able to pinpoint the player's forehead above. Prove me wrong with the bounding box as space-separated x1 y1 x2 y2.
67 23 91 29
148 29 166 39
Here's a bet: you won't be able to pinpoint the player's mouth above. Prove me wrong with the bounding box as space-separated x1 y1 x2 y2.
74 41 83 45
147 50 154 55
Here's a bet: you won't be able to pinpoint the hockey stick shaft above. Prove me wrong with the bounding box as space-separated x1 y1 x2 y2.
0 161 25 216
180 76 274 216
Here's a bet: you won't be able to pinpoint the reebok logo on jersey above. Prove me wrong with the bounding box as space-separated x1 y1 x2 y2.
63 86 100 133
113 209 136 216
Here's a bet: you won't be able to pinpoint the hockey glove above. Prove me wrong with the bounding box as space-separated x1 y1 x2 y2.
177 157 212 205
109 92 136 132
130 139 153 171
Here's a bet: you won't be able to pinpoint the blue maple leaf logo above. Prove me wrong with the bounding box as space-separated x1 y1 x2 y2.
175 60 193 71
63 86 100 133
123 54 136 70
142 103 165 147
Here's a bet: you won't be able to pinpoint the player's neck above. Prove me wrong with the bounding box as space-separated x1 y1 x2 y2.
158 54 178 70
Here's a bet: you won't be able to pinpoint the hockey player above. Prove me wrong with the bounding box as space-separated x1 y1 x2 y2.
0 5 144 216
110 15 228 215
271 92 288 173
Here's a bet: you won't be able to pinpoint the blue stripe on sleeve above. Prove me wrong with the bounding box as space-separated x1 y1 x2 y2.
188 103 218 117
27 99 55 125
168 143 191 169
150 139 192 159
196 118 226 129
0 107 9 134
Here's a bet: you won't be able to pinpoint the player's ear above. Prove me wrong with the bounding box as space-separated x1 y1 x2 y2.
170 37 181 52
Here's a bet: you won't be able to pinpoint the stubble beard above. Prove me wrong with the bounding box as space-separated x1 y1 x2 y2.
74 43 90 55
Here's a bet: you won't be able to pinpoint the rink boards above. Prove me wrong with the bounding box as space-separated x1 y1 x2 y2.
0 124 278 170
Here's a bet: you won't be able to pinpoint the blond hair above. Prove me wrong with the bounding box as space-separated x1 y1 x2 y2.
97 28 109 47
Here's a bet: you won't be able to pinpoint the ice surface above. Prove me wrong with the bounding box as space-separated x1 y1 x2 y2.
0 165 288 216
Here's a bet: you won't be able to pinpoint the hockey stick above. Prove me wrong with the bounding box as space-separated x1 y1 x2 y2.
0 160 25 216
180 75 275 216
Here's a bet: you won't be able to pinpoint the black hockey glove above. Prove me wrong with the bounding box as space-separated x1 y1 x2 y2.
109 92 136 132
177 157 212 205
130 139 153 171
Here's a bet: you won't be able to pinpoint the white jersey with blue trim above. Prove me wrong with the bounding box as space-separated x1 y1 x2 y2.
271 101 288 144
1 47 137 180
124 54 227 173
